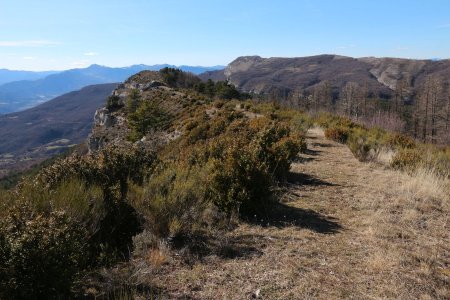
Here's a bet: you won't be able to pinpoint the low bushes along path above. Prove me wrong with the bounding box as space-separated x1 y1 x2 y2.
144 127 449 299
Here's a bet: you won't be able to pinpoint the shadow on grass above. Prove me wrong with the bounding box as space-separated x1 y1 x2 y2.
302 148 321 156
312 142 334 148
295 156 316 163
306 134 318 140
169 231 264 262
247 202 341 234
79 273 170 300
286 171 337 186
104 285 171 300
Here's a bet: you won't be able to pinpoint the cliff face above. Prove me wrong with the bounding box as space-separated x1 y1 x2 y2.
358 57 428 90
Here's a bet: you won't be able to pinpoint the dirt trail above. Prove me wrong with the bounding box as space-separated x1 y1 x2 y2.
153 127 449 299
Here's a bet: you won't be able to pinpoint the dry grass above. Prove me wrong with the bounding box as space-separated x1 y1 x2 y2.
400 167 449 208
375 147 395 165
361 167 450 299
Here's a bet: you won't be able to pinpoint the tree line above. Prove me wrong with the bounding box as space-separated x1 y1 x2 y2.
267 77 450 145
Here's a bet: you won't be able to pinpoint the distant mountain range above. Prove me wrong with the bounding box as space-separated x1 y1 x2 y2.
0 83 117 177
0 64 224 114
0 69 59 85
200 55 450 99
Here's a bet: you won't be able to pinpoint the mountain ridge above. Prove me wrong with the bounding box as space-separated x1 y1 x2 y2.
200 54 450 99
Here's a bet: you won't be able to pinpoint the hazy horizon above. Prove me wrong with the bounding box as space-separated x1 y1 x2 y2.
2 54 450 73
1 0 450 71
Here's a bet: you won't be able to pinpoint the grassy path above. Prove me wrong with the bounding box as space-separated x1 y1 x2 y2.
147 127 449 299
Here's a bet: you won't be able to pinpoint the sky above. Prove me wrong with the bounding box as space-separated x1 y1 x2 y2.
1 0 450 71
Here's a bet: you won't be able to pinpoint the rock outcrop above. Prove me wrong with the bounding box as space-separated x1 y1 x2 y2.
86 71 187 153
94 108 115 128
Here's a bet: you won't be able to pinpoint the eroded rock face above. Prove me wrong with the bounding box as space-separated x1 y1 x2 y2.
86 71 170 153
124 80 166 91
94 108 115 128
87 135 107 152
224 56 263 79
88 108 118 152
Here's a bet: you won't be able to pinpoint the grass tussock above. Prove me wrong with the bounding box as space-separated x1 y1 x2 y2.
399 167 449 210
357 165 450 299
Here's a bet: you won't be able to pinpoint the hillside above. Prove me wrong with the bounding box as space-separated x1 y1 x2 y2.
201 55 450 98
0 69 448 299
0 83 117 177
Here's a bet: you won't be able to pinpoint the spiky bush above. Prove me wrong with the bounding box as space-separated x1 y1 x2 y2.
22 145 155 263
106 95 123 111
390 148 423 171
346 127 386 161
386 133 416 150
128 162 213 239
127 99 172 142
324 126 350 143
207 135 272 216
0 204 86 299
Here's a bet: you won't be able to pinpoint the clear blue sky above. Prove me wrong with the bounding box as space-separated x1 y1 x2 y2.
1 0 450 70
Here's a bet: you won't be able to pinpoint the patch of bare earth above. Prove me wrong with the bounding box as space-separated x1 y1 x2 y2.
131 128 449 299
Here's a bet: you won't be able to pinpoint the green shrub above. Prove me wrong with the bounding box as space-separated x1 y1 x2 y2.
35 145 155 200
214 100 225 108
160 67 200 88
390 148 423 171
206 119 303 216
347 136 374 161
252 123 304 181
127 100 172 142
0 204 86 299
106 95 123 111
430 149 450 177
416 147 450 177
386 133 416 150
324 126 350 143
208 137 273 217
129 162 213 239
28 146 155 265
126 89 141 114
316 113 359 130
346 127 386 161
184 119 198 131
